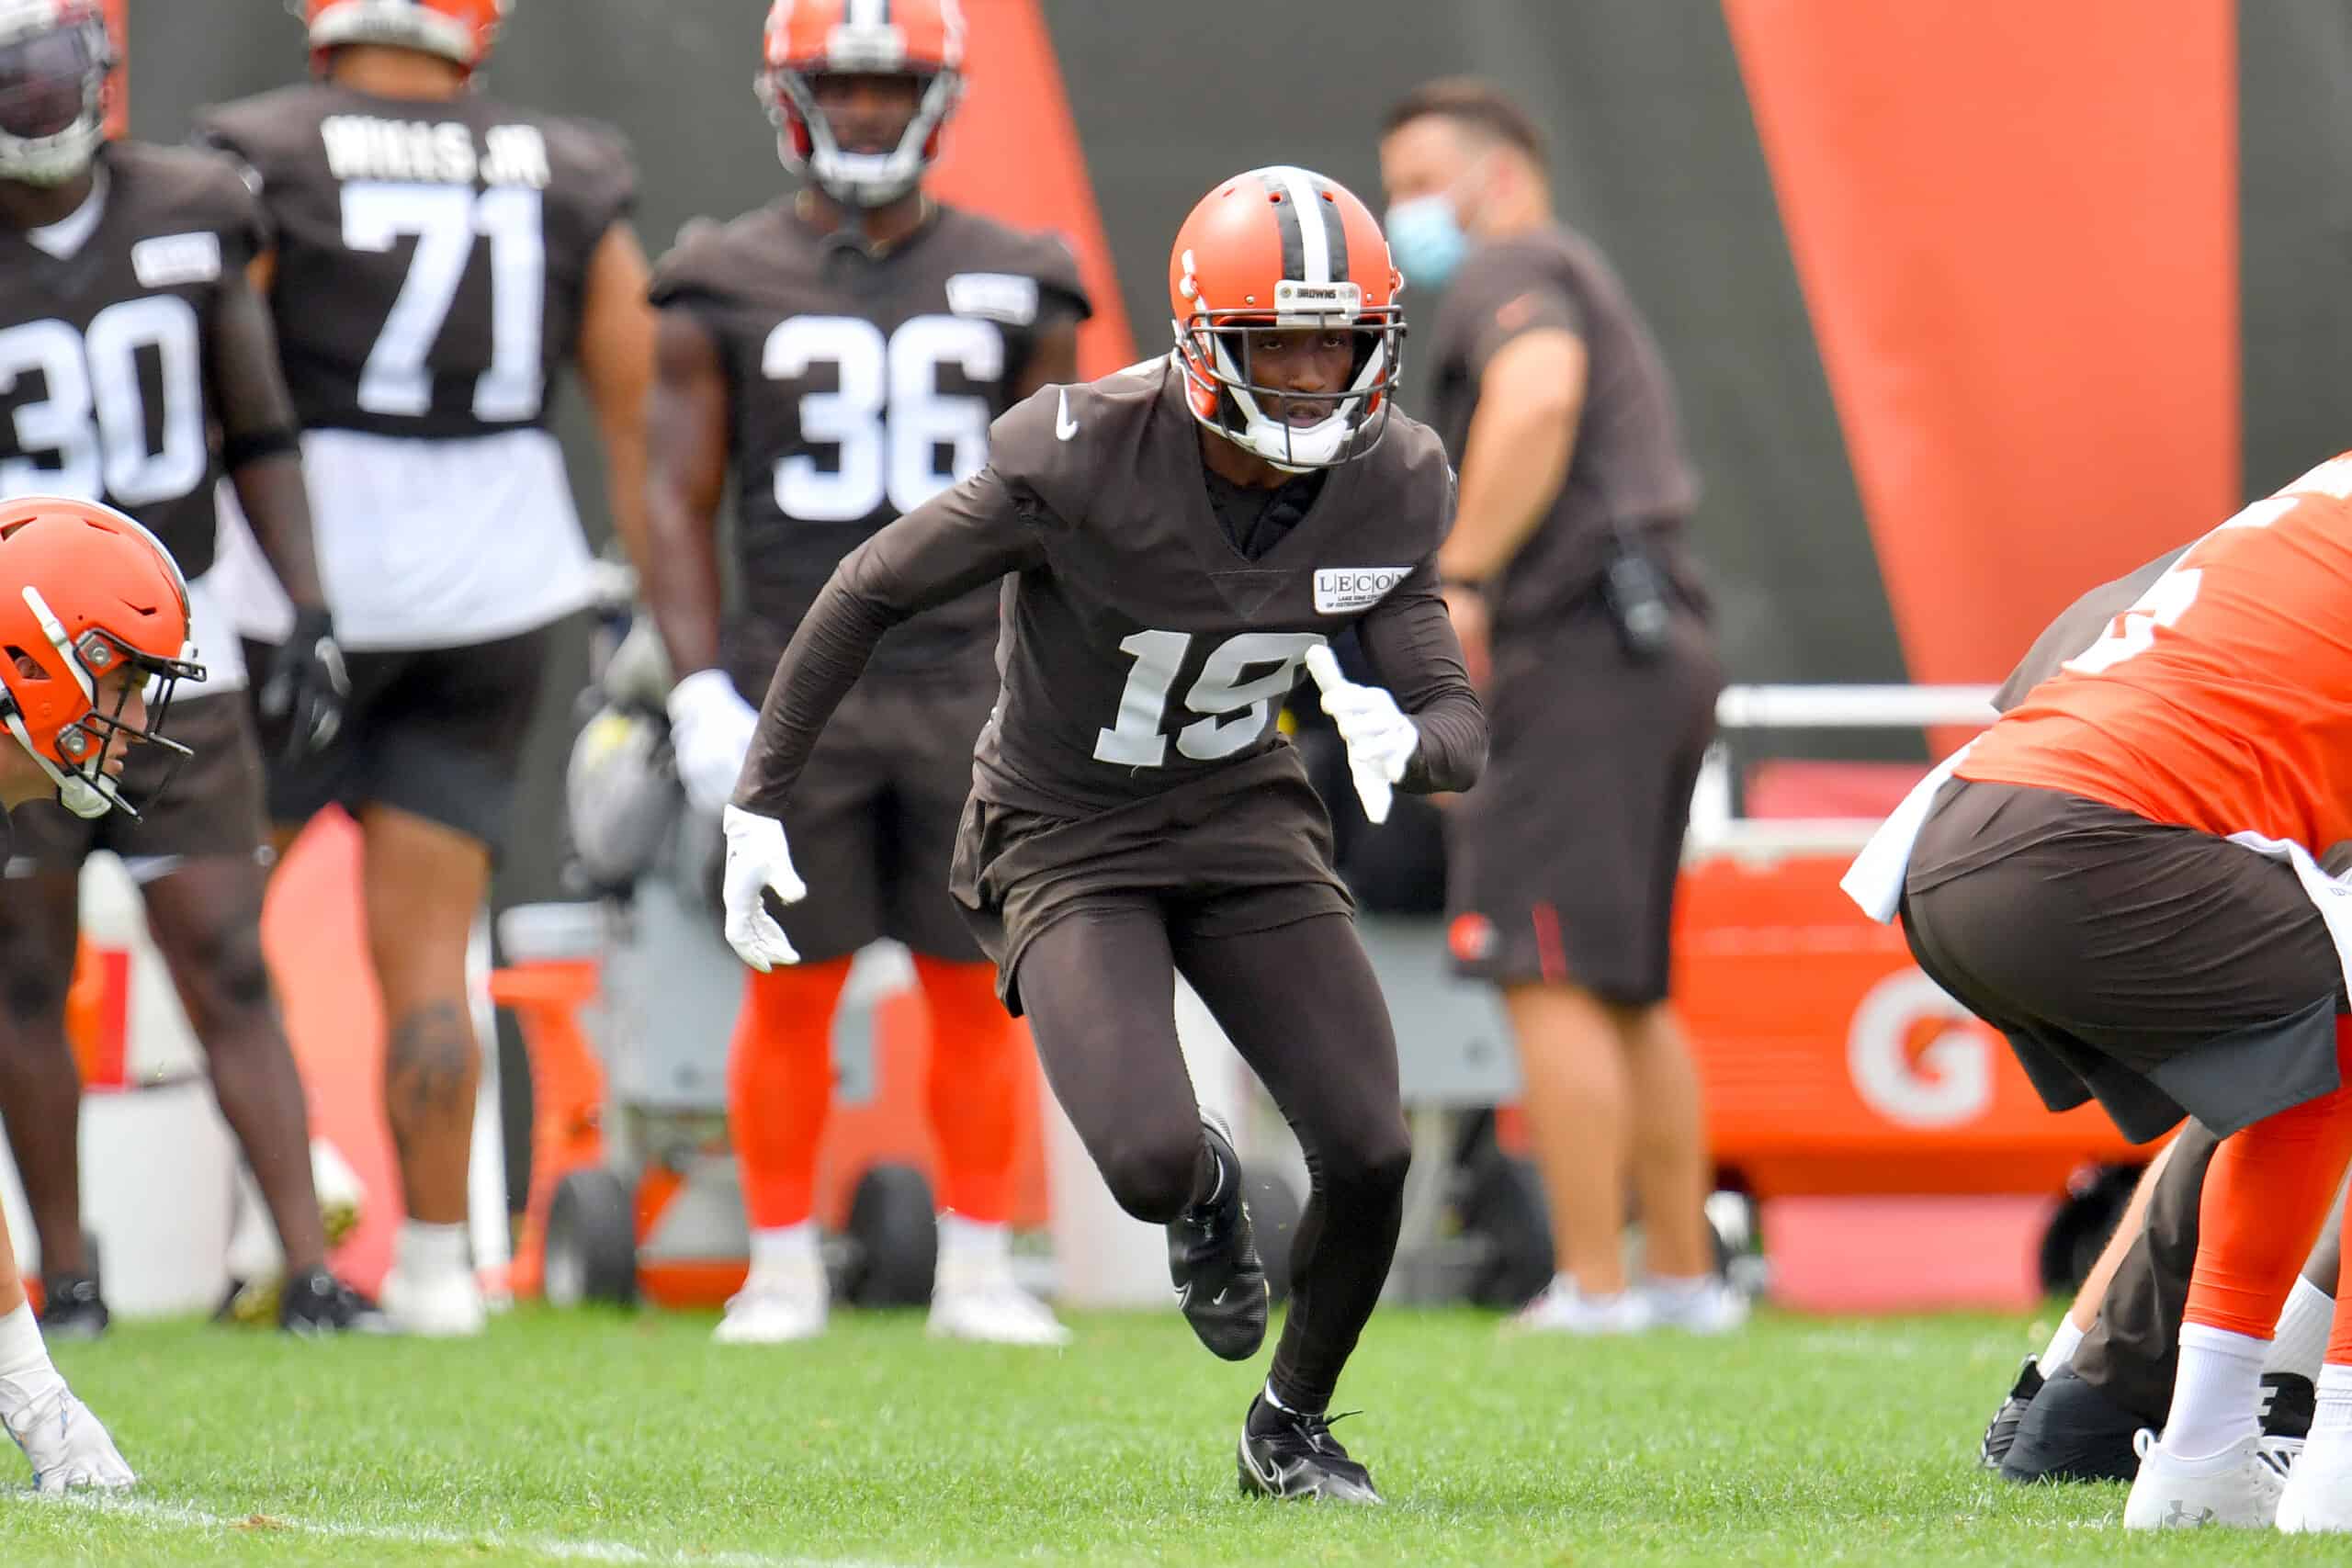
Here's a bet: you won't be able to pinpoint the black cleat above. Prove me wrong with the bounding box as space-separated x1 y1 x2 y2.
1238 1393 1384 1504
278 1268 390 1336
36 1273 108 1341
2262 1371 2315 1443
1979 1355 2042 1470
1999 1363 2143 1484
1167 1111 1268 1361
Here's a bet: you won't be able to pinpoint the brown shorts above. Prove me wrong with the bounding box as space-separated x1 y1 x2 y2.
1902 778 2346 1141
1445 602 1721 1003
244 625 552 855
950 744 1353 1015
5 693 266 873
768 674 998 965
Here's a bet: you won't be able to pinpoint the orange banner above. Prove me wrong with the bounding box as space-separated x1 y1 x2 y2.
1724 0 2236 680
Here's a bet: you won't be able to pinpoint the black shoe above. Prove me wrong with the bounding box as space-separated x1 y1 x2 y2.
1979 1355 2043 1470
1166 1112 1268 1361
278 1269 390 1336
36 1273 107 1341
1999 1363 2143 1484
1238 1393 1384 1504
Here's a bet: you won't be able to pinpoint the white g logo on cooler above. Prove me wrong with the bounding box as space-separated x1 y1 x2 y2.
1846 969 1993 1128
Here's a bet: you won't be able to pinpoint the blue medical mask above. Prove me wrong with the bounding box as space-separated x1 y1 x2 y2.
1385 192 1468 292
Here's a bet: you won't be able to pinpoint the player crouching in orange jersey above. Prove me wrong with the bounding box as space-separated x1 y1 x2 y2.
0 496 205 1492
1847 454 2352 1532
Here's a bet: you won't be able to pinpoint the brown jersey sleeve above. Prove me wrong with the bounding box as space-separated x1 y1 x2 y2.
733 466 1050 815
1355 559 1487 795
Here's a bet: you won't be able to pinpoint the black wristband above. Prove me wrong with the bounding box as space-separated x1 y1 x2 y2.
221 427 301 469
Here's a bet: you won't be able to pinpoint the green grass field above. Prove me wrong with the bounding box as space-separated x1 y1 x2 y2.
2 1303 2334 1566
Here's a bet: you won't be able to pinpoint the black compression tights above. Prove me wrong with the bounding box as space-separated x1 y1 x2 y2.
1016 902 1410 1414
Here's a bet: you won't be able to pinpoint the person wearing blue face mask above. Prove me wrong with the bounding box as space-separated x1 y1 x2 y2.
1379 79 1734 1338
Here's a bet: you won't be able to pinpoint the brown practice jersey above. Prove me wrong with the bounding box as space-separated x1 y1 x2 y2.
0 142 266 580
648 203 1090 687
1424 225 1702 638
192 84 636 440
737 357 1486 820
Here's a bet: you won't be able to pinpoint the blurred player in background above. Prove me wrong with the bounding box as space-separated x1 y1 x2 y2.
723 165 1485 1501
1379 80 1736 1335
0 494 213 1492
1849 453 2352 1531
195 0 657 1336
0 0 372 1337
641 0 1087 1347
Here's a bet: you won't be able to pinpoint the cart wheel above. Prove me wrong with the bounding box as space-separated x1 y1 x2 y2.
1240 1166 1304 1308
2036 1162 2143 1297
544 1168 638 1308
846 1163 937 1307
1462 1142 1555 1310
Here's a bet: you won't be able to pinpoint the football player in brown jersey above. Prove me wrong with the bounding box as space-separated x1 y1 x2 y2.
0 495 209 1492
642 0 1088 1348
725 166 1486 1503
0 0 376 1338
194 0 658 1336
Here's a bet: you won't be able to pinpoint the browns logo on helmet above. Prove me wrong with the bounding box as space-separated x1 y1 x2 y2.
0 497 205 820
1169 166 1407 473
757 0 967 209
297 0 509 73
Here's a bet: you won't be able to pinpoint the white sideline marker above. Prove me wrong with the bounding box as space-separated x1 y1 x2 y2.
25 1494 923 1568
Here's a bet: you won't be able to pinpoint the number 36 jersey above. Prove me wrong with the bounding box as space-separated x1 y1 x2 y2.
1961 455 2352 858
0 142 265 581
650 203 1090 684
193 84 636 439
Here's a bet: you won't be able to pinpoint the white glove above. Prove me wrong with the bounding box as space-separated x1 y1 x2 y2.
1304 645 1418 826
666 668 760 818
721 803 808 971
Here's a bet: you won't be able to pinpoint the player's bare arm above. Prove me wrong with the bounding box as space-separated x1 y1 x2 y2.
641 309 731 679
1009 314 1080 402
578 222 661 593
1435 328 1587 587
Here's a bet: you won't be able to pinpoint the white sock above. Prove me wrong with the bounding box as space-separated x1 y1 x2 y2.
0 1303 63 1419
2267 1277 2335 1382
936 1213 1010 1269
2315 1362 2352 1441
748 1222 820 1279
2165 1324 2269 1458
2041 1314 2087 1377
395 1220 470 1280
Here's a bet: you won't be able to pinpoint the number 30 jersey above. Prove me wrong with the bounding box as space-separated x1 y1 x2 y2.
649 203 1089 684
0 142 264 581
193 84 636 440
1960 455 2352 857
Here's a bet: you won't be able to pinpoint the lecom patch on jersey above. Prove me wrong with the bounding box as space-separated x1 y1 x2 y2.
1313 568 1410 615
132 233 222 289
946 272 1040 326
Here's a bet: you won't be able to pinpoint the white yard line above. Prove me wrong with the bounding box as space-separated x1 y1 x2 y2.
18 1493 934 1568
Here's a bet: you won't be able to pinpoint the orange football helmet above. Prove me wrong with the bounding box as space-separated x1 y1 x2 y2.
1170 166 1406 472
757 0 967 209
0 497 203 820
0 0 114 187
297 0 508 73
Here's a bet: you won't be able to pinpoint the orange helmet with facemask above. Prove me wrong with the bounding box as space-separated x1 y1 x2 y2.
1170 166 1406 473
297 0 509 73
0 497 203 820
757 0 967 209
